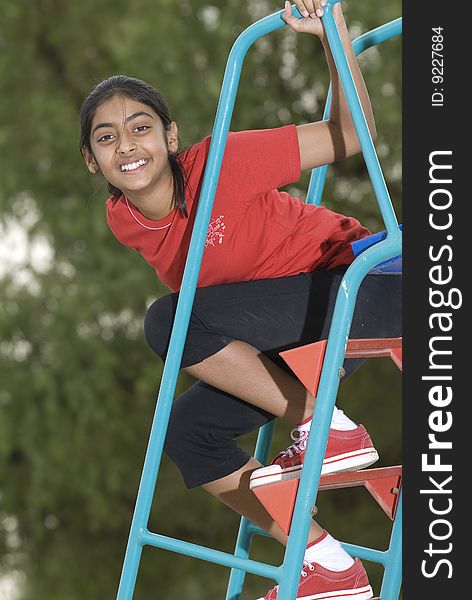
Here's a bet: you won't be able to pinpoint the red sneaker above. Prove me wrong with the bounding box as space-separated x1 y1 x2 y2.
249 425 378 490
257 558 373 600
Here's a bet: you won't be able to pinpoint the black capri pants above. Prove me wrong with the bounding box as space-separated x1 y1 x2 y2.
144 268 402 488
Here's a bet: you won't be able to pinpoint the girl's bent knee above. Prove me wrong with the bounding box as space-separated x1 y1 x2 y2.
143 294 176 359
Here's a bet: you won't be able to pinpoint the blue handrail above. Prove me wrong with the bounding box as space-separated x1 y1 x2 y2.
307 17 402 206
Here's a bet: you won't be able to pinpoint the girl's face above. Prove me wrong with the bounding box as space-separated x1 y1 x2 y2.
85 95 178 203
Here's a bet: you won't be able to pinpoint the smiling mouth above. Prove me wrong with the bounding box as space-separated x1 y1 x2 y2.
120 158 149 173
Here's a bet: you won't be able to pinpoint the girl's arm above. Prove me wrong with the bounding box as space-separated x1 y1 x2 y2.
283 1 376 171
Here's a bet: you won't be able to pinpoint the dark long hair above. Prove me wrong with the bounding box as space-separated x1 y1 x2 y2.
79 75 187 217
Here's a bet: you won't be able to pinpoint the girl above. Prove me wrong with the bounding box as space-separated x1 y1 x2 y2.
80 2 401 599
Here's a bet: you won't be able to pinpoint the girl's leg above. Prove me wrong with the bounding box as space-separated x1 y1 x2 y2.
145 270 401 424
185 340 314 426
204 460 367 600
146 272 398 597
164 380 323 544
202 457 324 546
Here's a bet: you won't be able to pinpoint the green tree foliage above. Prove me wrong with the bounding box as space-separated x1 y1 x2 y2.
0 1 401 598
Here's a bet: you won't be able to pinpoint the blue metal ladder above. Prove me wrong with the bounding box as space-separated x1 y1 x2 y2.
115 3 402 599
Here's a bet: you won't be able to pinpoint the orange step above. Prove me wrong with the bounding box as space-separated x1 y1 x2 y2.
280 337 402 396
252 467 402 535
252 338 403 535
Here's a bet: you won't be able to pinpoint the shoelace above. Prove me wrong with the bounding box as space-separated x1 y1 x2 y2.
266 561 315 598
301 560 316 577
279 428 309 458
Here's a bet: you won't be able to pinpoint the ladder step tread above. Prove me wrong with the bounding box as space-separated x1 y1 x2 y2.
319 465 402 490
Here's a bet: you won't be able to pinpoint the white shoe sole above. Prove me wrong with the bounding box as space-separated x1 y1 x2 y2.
250 449 379 490
256 584 373 600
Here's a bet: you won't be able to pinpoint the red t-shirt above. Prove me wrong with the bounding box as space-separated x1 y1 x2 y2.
106 125 369 291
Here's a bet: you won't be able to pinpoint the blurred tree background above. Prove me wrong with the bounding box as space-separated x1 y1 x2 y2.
0 0 401 598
